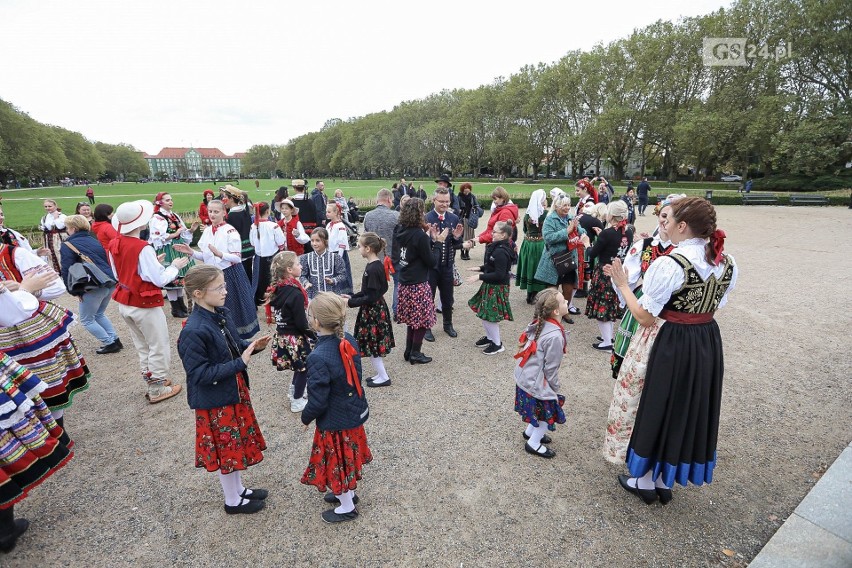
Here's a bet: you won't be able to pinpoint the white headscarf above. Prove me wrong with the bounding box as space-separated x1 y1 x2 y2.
527 189 547 226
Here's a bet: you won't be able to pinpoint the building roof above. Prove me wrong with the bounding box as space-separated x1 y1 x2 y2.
144 147 241 159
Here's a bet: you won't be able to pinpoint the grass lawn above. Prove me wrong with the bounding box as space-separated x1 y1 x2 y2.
2 178 845 231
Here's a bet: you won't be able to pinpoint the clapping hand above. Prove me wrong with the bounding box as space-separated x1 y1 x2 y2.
207 244 222 258
172 243 193 255
172 256 189 270
452 223 465 238
19 268 59 294
604 258 628 287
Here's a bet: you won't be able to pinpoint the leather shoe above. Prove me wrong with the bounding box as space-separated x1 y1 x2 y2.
409 351 432 365
443 324 458 338
366 378 392 388
656 486 673 505
523 432 552 445
0 518 29 553
96 341 122 354
321 508 359 523
323 492 360 505
524 442 555 458
224 498 266 515
592 342 613 351
618 474 658 504
424 330 435 342
240 488 268 501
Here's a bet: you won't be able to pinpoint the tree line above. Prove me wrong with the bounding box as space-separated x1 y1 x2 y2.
0 99 150 187
243 0 849 183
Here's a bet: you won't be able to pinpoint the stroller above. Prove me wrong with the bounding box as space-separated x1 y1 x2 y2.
344 198 360 248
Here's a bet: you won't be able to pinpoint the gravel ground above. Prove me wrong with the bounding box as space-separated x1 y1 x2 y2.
4 205 851 567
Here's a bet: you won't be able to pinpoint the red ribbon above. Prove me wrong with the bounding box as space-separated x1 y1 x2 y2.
383 256 395 281
339 339 363 397
513 316 567 366
254 203 262 227
710 229 726 265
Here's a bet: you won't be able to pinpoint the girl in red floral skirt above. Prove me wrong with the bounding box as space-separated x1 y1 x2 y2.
301 293 372 524
178 265 271 515
343 232 395 388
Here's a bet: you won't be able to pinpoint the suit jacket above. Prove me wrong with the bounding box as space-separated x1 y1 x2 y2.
425 209 461 269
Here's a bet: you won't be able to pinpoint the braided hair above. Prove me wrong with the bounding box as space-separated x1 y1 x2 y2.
516 288 562 355
309 292 347 339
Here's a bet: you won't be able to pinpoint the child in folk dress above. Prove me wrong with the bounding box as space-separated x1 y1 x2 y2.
266 252 315 413
343 232 395 387
300 293 372 524
325 202 353 294
178 265 271 515
249 202 286 306
299 228 347 300
513 288 570 459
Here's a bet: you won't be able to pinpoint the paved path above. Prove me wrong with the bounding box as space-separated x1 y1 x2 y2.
749 440 852 567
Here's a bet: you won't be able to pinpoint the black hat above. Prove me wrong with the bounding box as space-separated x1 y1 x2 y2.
435 174 452 185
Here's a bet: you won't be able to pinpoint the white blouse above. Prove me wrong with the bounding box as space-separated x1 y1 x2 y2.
193 224 242 269
249 221 286 257
12 247 66 300
148 210 192 249
326 221 349 257
40 213 66 231
638 238 738 316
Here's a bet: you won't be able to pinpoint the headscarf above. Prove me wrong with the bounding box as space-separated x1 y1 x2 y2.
527 189 547 226
153 192 168 213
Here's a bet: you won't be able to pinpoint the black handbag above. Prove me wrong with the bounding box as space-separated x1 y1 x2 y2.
63 241 116 294
550 248 577 277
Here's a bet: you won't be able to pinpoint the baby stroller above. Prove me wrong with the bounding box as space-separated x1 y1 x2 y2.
344 199 360 248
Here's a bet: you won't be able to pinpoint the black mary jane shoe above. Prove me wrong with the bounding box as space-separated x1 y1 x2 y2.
366 378 392 388
523 432 553 445
524 442 556 459
321 508 359 523
656 486 673 505
240 488 268 501
224 498 266 515
617 474 658 505
323 492 360 505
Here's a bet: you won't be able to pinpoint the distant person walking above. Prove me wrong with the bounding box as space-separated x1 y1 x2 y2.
85 186 95 205
636 178 651 216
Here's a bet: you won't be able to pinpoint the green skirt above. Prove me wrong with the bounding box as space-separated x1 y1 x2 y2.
516 238 548 293
611 288 642 378
468 283 514 323
155 242 196 289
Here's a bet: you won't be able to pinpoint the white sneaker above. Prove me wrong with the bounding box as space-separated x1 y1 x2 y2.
288 384 295 401
290 396 308 413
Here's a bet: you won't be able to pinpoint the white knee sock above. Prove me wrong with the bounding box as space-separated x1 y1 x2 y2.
218 471 243 506
636 470 655 490
654 474 670 489
597 320 613 346
527 422 546 448
51 408 65 420
482 321 501 345
166 289 180 302
569 288 577 307
524 423 535 437
369 357 390 383
535 422 550 445
334 490 355 514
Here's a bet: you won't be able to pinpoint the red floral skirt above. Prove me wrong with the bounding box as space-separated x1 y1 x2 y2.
194 374 266 474
301 425 372 495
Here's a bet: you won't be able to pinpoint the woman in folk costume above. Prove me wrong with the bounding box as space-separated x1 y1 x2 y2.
0 282 74 554
516 188 549 304
249 202 286 307
174 200 260 340
276 199 310 255
602 200 676 464
148 192 198 318
0 232 88 441
38 200 66 273
606 197 737 505
199 189 215 226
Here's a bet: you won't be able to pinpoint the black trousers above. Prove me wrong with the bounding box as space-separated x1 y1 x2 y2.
429 265 455 323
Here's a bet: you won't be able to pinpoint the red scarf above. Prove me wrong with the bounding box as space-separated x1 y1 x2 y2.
513 318 566 367
339 339 363 397
383 256 395 280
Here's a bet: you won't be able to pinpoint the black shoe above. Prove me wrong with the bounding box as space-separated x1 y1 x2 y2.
96 341 122 354
366 378 392 388
443 324 458 338
524 442 556 458
523 432 552 445
403 349 411 362
435 307 442 314
526 293 536 305
483 342 504 355
323 492 360 505
169 300 188 318
114 338 123 349
240 488 268 501
592 342 613 351
475 336 491 348
224 498 266 515
562 316 574 325
424 330 435 342
617 474 658 504
321 508 359 523
656 486 673 505
568 306 581 315
0 518 29 553
574 290 587 298
409 351 432 365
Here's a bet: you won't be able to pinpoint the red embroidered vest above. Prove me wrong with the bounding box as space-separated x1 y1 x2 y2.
278 215 305 255
0 245 23 282
109 236 164 308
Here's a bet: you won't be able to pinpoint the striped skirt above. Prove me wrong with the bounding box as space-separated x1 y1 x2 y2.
0 354 73 508
0 301 89 411
155 242 195 290
223 265 260 340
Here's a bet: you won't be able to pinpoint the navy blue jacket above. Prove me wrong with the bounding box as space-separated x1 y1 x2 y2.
59 231 113 296
425 209 462 268
301 333 369 431
178 306 254 410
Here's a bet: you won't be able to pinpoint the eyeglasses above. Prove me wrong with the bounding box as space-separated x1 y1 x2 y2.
205 283 227 293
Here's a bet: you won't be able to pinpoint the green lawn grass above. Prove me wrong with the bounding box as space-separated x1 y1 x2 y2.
3 179 847 231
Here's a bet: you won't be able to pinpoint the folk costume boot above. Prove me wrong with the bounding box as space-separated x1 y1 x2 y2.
177 296 190 316
0 505 29 553
443 310 458 338
403 335 412 362
170 300 188 318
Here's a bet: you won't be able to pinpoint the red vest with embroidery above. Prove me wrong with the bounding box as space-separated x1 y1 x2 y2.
0 245 23 282
109 236 164 308
278 215 305 255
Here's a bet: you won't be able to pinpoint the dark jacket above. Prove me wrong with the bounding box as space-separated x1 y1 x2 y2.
269 284 314 337
310 189 328 225
59 230 113 296
478 239 517 285
587 226 634 266
178 306 253 410
347 260 388 308
394 225 437 285
425 209 462 268
301 333 369 431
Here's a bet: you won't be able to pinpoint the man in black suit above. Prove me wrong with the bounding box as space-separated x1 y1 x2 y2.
424 186 464 341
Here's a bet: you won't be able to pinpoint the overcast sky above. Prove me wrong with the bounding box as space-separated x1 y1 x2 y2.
2 0 731 156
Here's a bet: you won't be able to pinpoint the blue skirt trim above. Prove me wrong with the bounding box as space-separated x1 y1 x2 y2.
625 448 716 487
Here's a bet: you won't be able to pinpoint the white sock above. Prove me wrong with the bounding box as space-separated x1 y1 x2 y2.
369 357 390 383
166 289 180 302
636 470 655 490
535 422 550 444
482 321 501 345
655 474 670 489
527 422 546 448
234 470 253 497
218 471 243 506
334 490 355 513
51 408 65 420
597 320 613 346
524 423 535 437
569 288 577 307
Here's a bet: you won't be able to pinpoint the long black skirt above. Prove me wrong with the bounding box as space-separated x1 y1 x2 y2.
626 319 723 487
